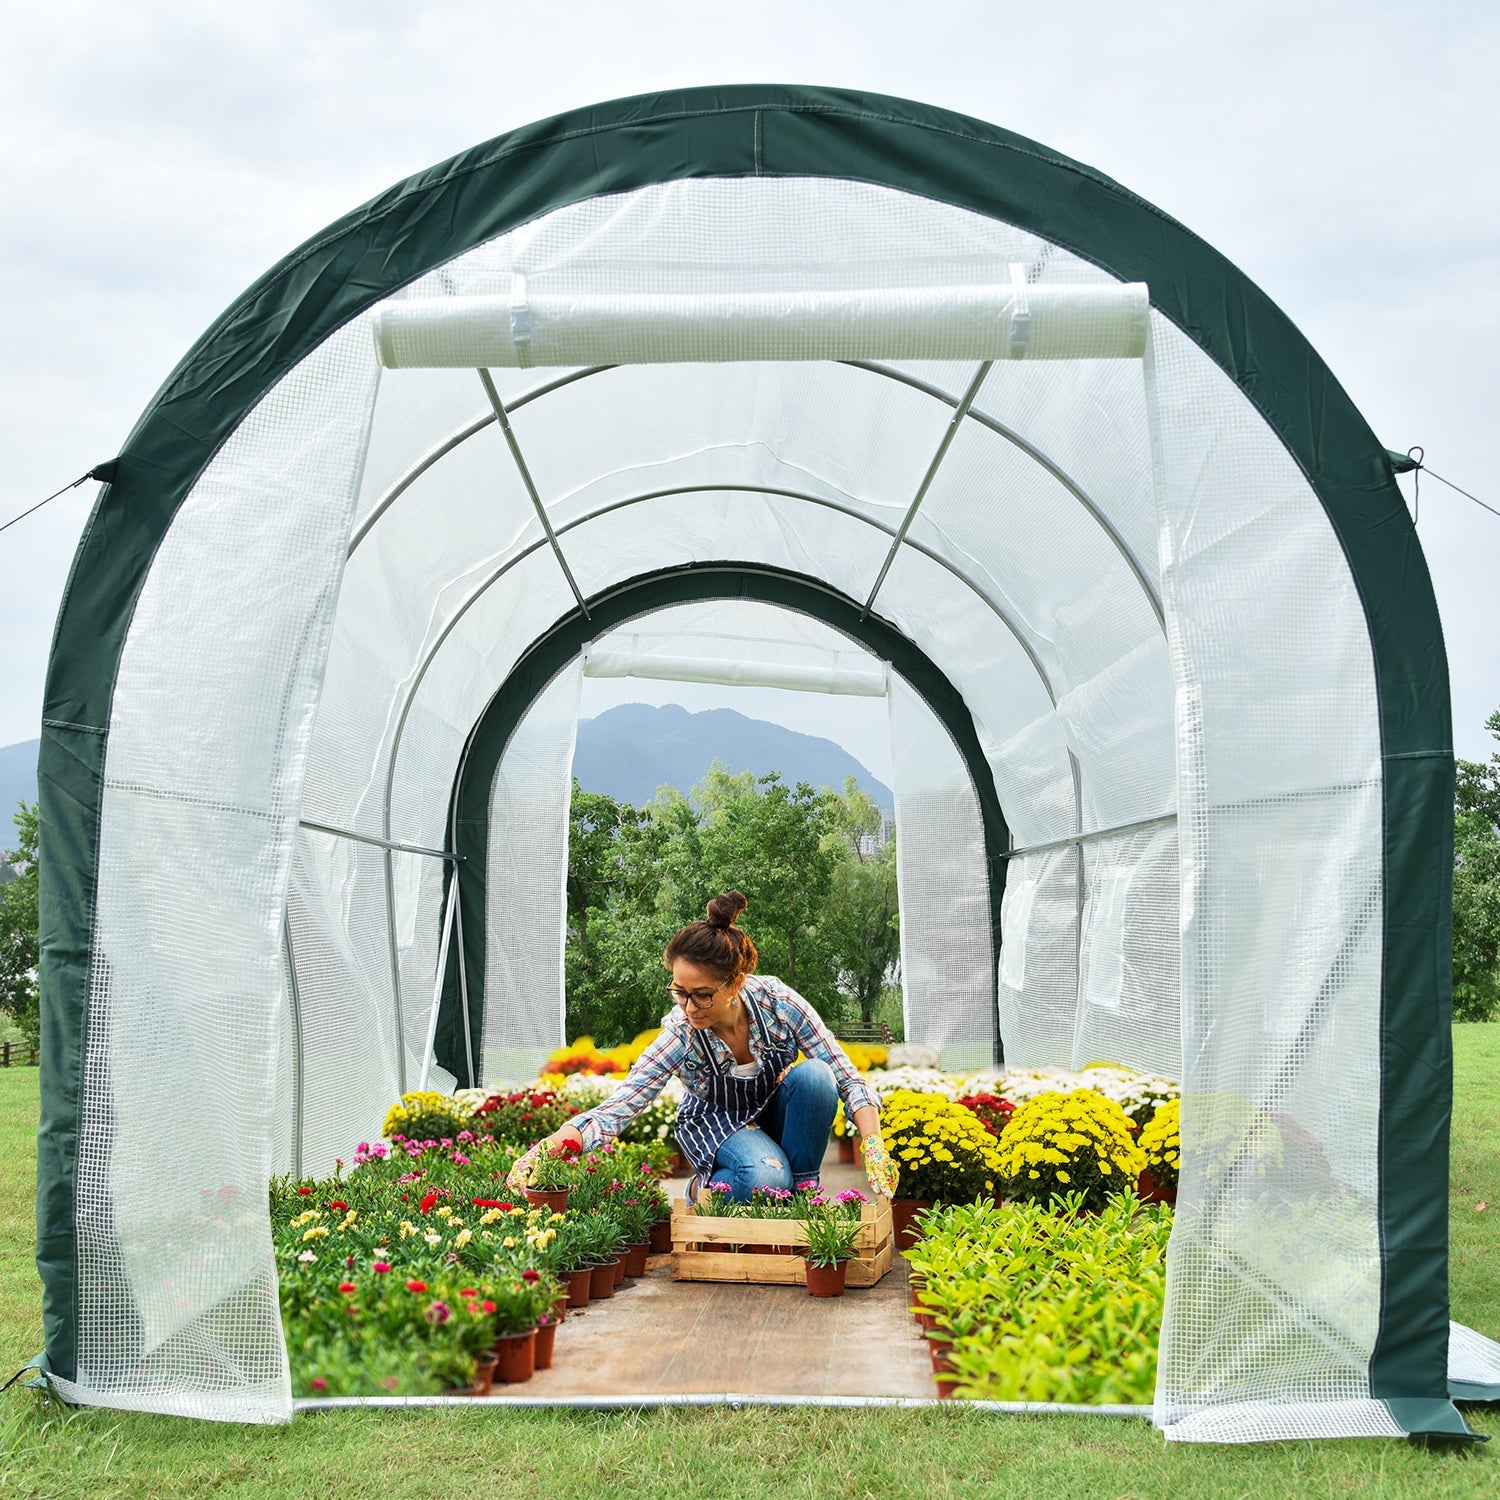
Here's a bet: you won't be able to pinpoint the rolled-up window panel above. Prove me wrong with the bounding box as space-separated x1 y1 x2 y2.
582 646 888 697
373 278 1150 369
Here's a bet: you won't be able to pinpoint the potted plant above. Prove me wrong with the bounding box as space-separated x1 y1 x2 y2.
801 1203 861 1297
1136 1097 1179 1204
648 1189 674 1254
994 1089 1145 1212
878 1089 1006 1246
486 1272 554 1383
523 1139 582 1212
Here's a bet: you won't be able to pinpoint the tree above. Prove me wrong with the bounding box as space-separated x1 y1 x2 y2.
0 800 40 1048
690 768 840 1003
820 779 901 1024
1454 709 1500 1023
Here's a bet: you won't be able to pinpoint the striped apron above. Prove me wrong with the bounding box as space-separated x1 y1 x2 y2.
673 986 799 1179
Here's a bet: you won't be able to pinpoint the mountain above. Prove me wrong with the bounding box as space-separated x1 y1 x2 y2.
0 739 38 822
571 703 893 813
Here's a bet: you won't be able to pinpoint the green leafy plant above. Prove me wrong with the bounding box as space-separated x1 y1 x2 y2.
904 1192 1172 1404
800 1204 861 1267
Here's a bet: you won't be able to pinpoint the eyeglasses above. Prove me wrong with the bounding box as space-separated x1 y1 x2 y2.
667 982 727 1011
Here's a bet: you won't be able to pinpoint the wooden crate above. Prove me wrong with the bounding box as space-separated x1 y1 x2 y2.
670 1194 893 1287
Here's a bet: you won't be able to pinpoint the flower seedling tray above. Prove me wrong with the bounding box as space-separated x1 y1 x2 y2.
669 1194 893 1287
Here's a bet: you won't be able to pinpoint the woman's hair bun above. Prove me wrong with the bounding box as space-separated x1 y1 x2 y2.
705 891 748 930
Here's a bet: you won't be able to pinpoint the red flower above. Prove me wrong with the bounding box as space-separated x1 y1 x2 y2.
482 1299 497 1313
521 1269 540 1283
406 1278 428 1293
418 1192 439 1215
311 1376 328 1392
296 1186 312 1196
329 1200 349 1213
460 1287 478 1297
345 1256 355 1268
372 1261 391 1274
338 1281 357 1294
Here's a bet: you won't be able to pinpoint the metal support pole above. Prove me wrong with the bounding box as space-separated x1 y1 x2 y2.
418 874 460 1092
282 913 305 1180
861 360 993 619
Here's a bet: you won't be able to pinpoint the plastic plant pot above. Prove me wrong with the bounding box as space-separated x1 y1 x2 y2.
564 1267 592 1309
523 1187 570 1214
612 1253 627 1288
837 1138 856 1164
649 1219 673 1255
805 1260 848 1297
469 1356 498 1396
588 1260 618 1300
492 1328 536 1384
622 1241 650 1278
534 1318 558 1371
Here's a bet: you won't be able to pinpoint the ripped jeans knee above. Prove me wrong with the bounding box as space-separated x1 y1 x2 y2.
710 1126 794 1202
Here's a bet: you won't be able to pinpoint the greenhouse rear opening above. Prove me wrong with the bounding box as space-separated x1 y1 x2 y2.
34 85 1500 1438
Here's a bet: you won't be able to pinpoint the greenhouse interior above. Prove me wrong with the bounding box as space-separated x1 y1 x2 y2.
33 85 1500 1436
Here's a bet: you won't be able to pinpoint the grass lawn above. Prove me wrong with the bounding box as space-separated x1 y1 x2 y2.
0 1037 1495 1500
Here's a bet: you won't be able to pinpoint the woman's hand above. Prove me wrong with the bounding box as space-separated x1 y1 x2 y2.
505 1123 584 1192
850 1104 898 1198
860 1130 900 1198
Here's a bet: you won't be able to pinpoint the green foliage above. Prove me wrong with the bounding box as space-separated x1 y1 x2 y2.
907 1192 1173 1404
564 768 900 1044
1455 707 1500 1022
0 801 39 1050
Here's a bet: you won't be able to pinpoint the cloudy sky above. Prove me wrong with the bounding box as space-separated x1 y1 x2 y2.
2 0 1496 783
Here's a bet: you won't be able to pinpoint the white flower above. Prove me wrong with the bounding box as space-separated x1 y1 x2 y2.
424 1231 442 1247
297 1250 318 1263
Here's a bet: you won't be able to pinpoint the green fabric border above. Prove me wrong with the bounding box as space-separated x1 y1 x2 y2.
35 83 1451 1399
1383 1397 1482 1442
434 563 1011 1084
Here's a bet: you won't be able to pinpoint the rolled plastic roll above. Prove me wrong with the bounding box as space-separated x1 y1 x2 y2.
373 277 1150 368
582 646 888 697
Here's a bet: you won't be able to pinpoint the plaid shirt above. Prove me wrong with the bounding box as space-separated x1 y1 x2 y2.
573 975 879 1149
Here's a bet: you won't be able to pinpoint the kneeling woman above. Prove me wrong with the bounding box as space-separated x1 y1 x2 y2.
509 891 899 1201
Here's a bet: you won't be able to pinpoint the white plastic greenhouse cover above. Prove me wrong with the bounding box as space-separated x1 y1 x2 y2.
36 95 1490 1441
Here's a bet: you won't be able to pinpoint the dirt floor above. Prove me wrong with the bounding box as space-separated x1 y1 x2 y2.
515 1158 934 1400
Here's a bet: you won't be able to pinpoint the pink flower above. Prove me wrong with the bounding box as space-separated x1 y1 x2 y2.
425 1300 451 1325
836 1189 867 1204
796 1180 819 1192
372 1261 391 1274
311 1377 329 1392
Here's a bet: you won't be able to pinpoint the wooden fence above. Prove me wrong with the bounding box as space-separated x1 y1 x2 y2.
0 1040 39 1067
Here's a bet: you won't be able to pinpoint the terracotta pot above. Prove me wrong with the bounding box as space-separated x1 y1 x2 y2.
934 1373 960 1400
622 1241 650 1278
891 1198 935 1251
534 1318 558 1371
564 1266 593 1309
1137 1167 1178 1206
523 1187 570 1214
837 1138 856 1164
928 1338 956 1374
805 1259 848 1298
612 1253 627 1288
915 1310 938 1334
492 1328 536 1384
551 1295 568 1324
589 1259 618 1299
649 1218 674 1254
470 1355 498 1396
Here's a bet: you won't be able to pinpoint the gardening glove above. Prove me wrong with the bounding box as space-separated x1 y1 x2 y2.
860 1130 900 1199
506 1142 543 1194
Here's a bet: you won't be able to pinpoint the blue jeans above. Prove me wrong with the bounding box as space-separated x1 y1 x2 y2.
709 1059 838 1202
